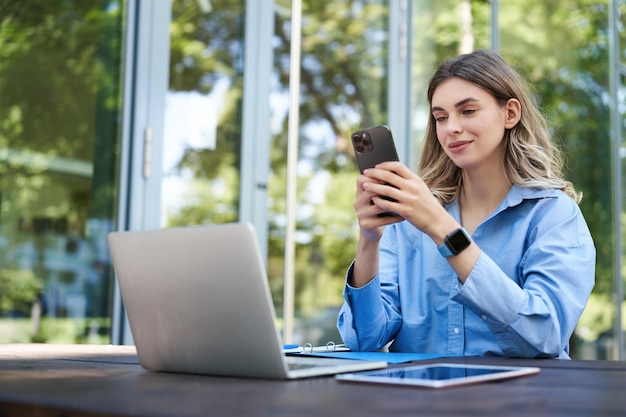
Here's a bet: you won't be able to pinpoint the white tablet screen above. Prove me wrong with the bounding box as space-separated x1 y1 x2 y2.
336 363 540 388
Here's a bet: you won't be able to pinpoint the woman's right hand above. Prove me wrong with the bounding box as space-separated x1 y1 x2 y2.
352 172 401 288
354 172 403 242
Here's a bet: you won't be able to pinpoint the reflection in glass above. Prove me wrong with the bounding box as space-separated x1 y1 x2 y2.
0 2 124 343
368 365 507 380
268 1 390 346
498 1 613 360
411 0 491 167
162 0 244 228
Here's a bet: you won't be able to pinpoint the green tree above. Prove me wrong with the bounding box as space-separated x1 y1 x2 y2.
0 269 42 315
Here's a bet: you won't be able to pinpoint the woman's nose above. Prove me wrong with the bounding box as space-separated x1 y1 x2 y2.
446 114 462 134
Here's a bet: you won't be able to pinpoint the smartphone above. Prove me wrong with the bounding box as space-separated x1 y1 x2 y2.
351 125 399 173
351 125 400 217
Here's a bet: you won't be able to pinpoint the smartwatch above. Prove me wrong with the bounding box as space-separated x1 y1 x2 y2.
438 227 471 257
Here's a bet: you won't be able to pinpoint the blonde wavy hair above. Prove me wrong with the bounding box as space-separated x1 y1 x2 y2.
418 49 581 205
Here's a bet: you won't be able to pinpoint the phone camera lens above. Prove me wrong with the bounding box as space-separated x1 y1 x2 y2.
356 145 365 153
352 134 361 143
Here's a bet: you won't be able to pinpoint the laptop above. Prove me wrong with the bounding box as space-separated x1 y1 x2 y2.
107 222 387 379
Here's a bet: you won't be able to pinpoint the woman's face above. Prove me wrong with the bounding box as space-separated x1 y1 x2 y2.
430 77 516 173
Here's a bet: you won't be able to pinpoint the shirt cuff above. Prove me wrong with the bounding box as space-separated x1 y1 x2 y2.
343 262 385 328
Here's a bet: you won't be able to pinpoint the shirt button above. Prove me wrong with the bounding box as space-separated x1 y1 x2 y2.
453 328 460 334
481 315 488 321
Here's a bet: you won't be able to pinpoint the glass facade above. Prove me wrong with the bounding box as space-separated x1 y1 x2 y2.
1 0 626 360
497 0 614 359
268 0 391 345
0 2 124 343
161 0 245 229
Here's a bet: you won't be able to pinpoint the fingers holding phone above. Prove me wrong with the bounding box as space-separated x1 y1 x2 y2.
353 174 400 241
354 173 400 224
360 163 408 218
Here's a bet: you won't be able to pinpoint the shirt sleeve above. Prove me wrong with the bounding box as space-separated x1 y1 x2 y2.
452 198 596 358
337 261 403 351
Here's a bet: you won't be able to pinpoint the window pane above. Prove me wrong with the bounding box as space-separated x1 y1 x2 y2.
161 0 244 228
268 1 391 346
498 1 613 359
411 0 492 160
0 2 124 343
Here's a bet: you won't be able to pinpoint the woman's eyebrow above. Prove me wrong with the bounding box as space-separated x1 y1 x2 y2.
431 97 479 113
454 97 479 107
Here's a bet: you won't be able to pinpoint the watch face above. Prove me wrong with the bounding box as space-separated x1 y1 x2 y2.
447 229 471 253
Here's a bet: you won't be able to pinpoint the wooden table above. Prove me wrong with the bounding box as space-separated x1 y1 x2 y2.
0 343 625 417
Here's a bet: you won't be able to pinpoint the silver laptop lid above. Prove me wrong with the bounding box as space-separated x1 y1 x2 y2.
107 222 289 378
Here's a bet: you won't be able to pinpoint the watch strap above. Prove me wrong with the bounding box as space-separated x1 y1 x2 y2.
437 241 455 257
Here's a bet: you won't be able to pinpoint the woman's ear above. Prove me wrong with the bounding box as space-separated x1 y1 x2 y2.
504 98 522 129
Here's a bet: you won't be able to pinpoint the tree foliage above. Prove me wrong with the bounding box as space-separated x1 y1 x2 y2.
0 268 42 316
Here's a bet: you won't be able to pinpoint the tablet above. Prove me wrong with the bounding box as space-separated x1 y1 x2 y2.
335 363 540 388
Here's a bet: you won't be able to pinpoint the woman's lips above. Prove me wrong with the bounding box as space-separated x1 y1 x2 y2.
448 141 471 153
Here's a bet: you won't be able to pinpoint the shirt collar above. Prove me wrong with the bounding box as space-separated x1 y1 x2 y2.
505 184 558 208
448 185 558 222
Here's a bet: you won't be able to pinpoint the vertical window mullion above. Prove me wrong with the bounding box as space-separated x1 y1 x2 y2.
388 0 413 168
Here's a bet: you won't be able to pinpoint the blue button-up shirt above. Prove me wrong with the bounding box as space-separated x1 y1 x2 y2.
338 185 596 359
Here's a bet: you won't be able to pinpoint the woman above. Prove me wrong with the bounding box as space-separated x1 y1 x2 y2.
337 49 595 359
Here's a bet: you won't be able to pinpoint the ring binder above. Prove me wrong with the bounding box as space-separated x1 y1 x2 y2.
283 341 349 354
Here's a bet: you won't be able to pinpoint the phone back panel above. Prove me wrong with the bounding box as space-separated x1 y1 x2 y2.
351 125 399 173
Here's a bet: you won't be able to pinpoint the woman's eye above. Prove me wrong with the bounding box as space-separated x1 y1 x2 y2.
434 116 447 122
462 109 476 115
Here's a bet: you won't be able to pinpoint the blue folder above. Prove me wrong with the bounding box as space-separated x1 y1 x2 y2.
304 351 459 364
